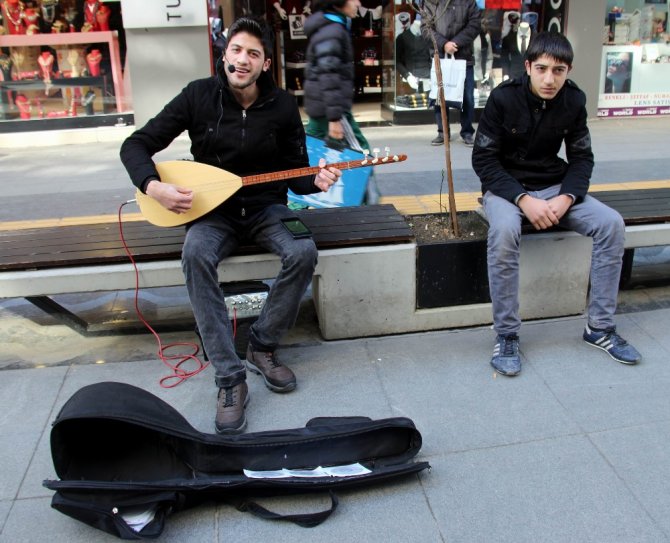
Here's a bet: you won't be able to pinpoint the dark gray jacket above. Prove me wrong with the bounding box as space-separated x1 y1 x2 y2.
420 0 481 66
303 11 354 122
472 74 594 204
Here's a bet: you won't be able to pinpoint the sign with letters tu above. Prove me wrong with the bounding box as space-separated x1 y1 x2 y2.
120 0 208 29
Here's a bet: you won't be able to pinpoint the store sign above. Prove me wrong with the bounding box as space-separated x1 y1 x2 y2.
120 0 207 29
543 0 567 34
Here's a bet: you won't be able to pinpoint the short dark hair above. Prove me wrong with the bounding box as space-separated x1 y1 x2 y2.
227 16 274 60
312 0 348 12
525 31 574 67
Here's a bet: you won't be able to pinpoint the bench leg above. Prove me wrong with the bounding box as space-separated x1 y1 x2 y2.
24 295 194 337
619 248 635 290
25 296 93 335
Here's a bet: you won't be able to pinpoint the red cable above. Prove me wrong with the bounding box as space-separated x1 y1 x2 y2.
117 202 212 388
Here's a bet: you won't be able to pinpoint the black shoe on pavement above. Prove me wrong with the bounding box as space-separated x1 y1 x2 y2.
246 346 297 392
431 134 444 146
215 382 249 435
461 133 475 146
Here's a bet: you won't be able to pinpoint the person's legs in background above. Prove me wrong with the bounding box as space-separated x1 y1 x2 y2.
460 64 475 146
430 99 451 146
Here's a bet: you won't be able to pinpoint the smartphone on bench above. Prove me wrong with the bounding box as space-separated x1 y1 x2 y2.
280 217 313 239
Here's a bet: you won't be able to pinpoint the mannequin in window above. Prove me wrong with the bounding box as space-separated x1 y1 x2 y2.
396 12 431 94
473 17 493 95
501 19 530 81
271 0 311 20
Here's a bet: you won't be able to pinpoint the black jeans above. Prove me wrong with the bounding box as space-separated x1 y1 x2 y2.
182 204 318 388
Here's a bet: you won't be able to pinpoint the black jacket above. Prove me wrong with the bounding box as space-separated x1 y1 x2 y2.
472 74 594 204
420 0 481 66
303 11 354 122
396 29 432 80
120 66 317 215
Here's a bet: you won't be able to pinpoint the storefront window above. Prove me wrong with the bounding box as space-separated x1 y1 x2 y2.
380 0 562 124
0 0 128 130
598 0 670 117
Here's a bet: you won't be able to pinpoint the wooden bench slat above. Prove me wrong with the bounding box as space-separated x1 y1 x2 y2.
593 188 670 224
0 205 413 272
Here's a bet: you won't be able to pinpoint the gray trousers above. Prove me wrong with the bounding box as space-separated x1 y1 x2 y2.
483 186 625 336
182 204 318 388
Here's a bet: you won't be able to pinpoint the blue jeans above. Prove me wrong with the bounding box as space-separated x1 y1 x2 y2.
483 187 625 336
433 64 475 138
182 204 318 388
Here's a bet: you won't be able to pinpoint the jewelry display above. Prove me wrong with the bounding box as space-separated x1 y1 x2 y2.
50 19 67 32
81 89 95 115
15 93 30 118
95 2 110 31
37 50 54 92
0 53 12 81
23 5 39 34
63 6 76 32
86 48 102 76
9 48 24 77
40 0 59 25
81 0 108 31
0 1 121 122
1 0 27 35
66 48 81 77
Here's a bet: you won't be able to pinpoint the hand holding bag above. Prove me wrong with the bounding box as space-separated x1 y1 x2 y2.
429 54 467 109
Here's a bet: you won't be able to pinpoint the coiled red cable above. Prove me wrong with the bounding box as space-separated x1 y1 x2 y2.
117 201 213 388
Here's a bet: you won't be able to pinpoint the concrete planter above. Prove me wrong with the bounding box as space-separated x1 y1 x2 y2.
312 227 593 340
415 212 490 309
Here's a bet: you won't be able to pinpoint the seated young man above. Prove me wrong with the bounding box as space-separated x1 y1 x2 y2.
120 17 340 433
471 31 641 377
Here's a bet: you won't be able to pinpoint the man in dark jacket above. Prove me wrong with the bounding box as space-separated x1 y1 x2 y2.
120 17 340 434
472 31 641 377
420 0 481 146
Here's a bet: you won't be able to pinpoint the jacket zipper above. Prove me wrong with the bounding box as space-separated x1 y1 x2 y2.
240 109 248 217
241 109 247 147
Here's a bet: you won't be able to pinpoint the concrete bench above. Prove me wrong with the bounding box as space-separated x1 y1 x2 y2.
1 190 668 341
0 205 414 339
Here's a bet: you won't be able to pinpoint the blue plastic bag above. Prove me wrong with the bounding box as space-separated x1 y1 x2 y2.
288 136 373 208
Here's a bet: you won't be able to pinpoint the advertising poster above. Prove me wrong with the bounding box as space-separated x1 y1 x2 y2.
598 45 670 117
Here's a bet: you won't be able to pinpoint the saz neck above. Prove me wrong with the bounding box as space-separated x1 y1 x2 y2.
241 155 405 187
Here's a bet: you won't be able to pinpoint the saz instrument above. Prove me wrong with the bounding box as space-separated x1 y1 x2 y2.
136 150 407 227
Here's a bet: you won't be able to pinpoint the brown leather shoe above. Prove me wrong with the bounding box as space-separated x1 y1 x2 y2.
246 346 296 393
215 382 249 435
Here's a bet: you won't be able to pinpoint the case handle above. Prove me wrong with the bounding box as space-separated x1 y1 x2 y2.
235 491 339 527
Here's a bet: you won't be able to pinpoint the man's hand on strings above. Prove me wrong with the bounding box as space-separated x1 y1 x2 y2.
146 180 193 213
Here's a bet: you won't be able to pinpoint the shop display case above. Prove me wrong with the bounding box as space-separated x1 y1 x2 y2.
275 0 384 102
0 30 126 122
380 2 433 124
598 1 670 117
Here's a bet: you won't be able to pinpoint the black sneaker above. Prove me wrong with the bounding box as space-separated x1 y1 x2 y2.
583 325 641 365
490 334 521 376
431 134 444 146
215 382 249 434
246 346 296 393
461 133 475 146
